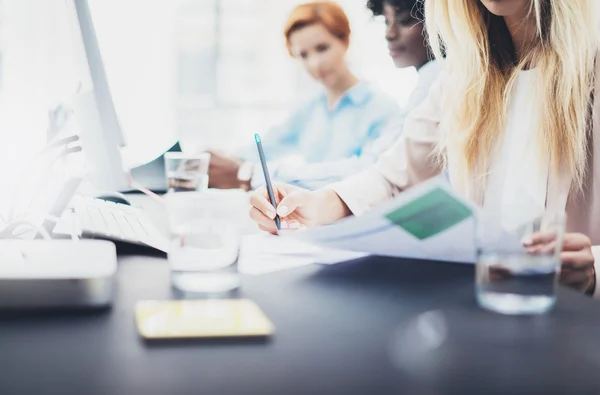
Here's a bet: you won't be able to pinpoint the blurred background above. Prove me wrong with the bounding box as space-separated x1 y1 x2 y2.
0 0 418 190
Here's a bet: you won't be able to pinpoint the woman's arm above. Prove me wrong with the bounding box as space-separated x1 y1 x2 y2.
330 73 447 215
248 72 448 230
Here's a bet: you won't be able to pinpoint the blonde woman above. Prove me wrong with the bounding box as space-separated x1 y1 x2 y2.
249 0 600 295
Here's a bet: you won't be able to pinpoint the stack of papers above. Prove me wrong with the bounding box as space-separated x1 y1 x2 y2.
284 178 481 264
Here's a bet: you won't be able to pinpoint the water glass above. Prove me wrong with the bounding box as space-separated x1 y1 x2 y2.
169 221 241 294
476 212 566 315
165 190 249 294
164 152 210 193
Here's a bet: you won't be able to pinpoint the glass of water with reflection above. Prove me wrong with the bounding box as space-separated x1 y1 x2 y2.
164 152 210 193
476 211 566 315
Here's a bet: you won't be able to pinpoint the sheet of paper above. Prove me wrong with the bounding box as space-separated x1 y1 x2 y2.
284 177 495 264
315 249 368 264
237 233 367 275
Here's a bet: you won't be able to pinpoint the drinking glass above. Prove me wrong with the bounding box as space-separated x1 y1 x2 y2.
476 211 566 315
165 190 249 294
164 152 210 193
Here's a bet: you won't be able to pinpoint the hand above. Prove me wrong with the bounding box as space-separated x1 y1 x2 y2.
167 177 197 192
249 184 350 233
524 232 596 294
249 184 319 233
206 150 244 189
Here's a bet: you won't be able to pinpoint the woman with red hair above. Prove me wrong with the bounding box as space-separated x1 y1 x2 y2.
208 1 402 191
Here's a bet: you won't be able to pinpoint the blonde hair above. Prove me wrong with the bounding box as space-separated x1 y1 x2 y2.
425 0 600 195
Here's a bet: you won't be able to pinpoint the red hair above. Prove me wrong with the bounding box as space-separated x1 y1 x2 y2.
283 2 351 56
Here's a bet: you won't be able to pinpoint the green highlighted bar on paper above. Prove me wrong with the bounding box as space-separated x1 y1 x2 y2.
385 187 473 240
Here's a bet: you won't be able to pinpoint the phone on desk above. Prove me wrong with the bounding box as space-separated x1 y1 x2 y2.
135 299 274 340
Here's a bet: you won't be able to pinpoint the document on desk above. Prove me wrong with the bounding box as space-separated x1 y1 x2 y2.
238 233 367 275
284 177 482 264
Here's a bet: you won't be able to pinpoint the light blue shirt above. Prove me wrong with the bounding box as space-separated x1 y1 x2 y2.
240 63 440 190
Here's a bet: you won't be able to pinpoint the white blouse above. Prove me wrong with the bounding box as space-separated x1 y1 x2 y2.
483 69 549 232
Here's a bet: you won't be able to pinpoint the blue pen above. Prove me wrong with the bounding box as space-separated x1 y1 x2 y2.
254 134 281 230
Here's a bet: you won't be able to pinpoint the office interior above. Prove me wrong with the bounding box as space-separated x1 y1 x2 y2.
2 1 600 394
0 0 416 191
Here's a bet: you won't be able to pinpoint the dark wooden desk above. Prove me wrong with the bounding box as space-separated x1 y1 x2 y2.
1 255 600 395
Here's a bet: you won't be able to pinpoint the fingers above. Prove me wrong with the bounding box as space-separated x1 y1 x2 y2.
255 219 302 233
560 268 593 283
249 206 274 227
277 190 309 219
272 183 290 205
249 189 291 233
562 233 591 251
524 232 592 254
250 184 292 214
280 219 302 230
249 184 311 231
561 251 594 270
519 231 595 293
249 207 278 231
249 197 304 232
526 241 557 255
250 189 277 220
559 247 595 292
559 267 595 292
522 231 558 247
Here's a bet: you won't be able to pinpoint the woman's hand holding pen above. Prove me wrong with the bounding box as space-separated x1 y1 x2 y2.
249 184 350 233
249 184 318 232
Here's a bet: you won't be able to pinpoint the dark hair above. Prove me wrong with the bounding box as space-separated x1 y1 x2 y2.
368 0 441 61
366 0 424 18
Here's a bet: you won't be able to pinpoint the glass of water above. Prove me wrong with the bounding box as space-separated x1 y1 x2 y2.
169 221 241 294
164 152 210 193
165 190 249 294
476 212 566 315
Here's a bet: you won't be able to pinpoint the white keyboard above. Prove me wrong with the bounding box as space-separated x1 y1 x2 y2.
73 197 170 253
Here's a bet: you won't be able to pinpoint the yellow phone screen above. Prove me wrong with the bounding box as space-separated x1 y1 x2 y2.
135 299 274 339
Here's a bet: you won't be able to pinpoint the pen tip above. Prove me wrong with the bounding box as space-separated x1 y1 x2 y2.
254 134 261 143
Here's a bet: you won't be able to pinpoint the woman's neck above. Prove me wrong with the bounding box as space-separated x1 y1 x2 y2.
504 9 538 61
326 72 359 109
416 59 430 72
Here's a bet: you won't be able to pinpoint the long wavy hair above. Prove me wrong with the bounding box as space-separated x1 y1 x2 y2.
425 0 599 195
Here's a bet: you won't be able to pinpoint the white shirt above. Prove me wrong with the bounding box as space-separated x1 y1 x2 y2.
482 69 600 297
483 69 549 232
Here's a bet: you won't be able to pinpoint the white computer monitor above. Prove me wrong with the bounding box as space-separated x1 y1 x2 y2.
65 0 129 192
